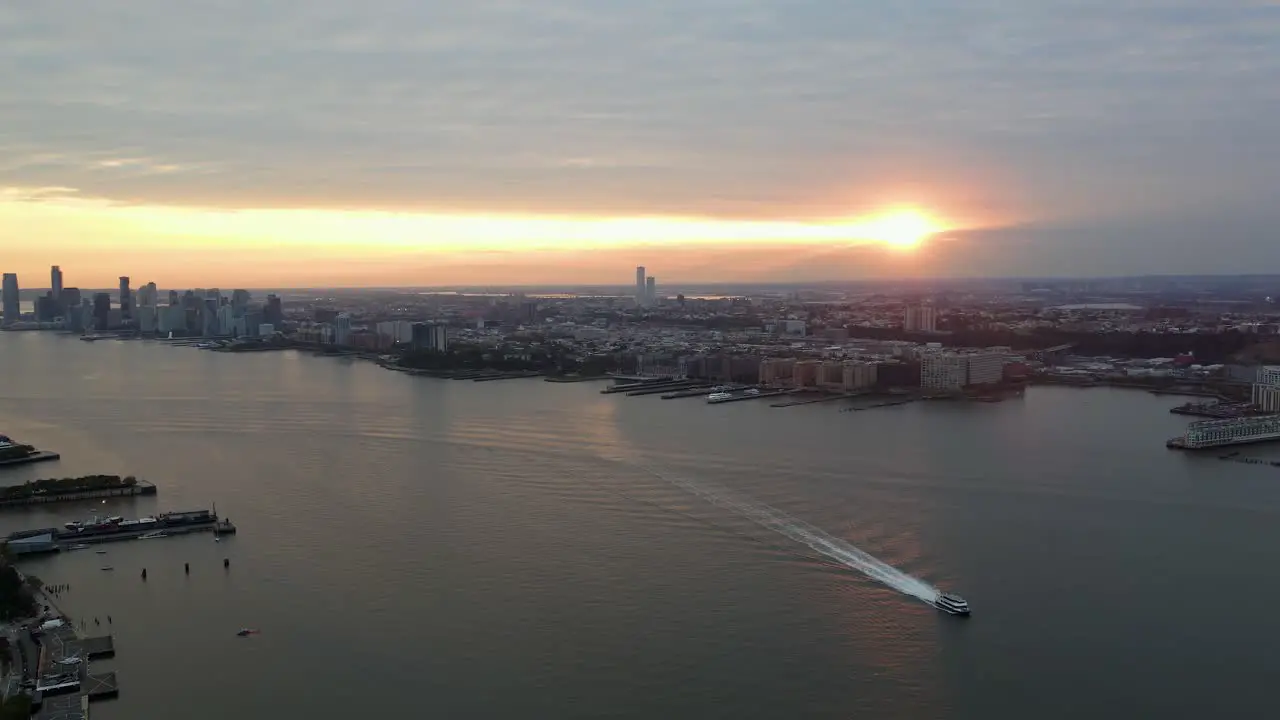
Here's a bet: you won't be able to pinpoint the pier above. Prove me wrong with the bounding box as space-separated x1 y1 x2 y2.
707 390 792 404
0 480 157 510
0 450 61 468
770 392 865 408
28 601 120 719
627 381 711 397
602 378 684 394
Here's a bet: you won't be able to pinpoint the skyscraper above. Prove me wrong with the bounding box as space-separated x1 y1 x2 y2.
61 287 81 314
264 294 284 328
50 266 62 302
335 313 352 346
231 289 251 317
635 266 647 306
118 276 132 321
646 276 656 305
93 292 111 333
1 273 18 326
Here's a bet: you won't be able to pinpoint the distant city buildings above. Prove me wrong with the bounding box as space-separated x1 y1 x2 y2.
635 266 646 306
118 276 132 322
50 266 62 303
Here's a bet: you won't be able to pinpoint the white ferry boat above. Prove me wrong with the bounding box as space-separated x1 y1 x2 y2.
707 392 733 401
934 593 971 616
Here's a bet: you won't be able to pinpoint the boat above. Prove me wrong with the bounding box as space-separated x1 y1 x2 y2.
100 566 113 571
934 592 971 616
236 628 260 637
137 531 167 540
707 392 733 401
67 544 90 551
95 550 107 555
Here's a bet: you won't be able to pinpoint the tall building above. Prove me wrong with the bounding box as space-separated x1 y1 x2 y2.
645 276 656 305
264 294 284 328
61 287 81 315
168 289 179 306
50 266 62 302
217 304 237 337
1252 366 1280 412
136 281 158 309
118 276 132 321
635 266 647 306
1 273 18 326
202 294 220 336
921 351 1005 390
903 305 937 333
78 299 92 334
231 289 251 317
411 322 448 352
335 313 352 346
92 292 111 332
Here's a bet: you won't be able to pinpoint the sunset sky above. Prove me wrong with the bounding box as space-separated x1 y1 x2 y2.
3 1 1280 287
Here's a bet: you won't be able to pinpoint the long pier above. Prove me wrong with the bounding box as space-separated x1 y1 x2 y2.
0 451 61 468
627 381 710 397
707 390 792 404
0 482 157 510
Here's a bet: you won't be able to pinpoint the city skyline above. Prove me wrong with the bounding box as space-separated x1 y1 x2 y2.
4 2 1280 285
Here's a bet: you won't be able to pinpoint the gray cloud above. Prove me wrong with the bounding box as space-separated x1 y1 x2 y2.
3 0 1280 273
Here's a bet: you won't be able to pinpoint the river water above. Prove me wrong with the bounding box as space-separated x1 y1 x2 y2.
1 332 1277 719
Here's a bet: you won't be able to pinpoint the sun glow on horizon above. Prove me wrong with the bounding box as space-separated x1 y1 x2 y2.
1 190 956 283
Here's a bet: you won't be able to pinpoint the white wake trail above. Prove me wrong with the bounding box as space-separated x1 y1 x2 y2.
642 466 940 604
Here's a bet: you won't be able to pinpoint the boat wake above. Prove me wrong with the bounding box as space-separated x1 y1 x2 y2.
638 465 940 604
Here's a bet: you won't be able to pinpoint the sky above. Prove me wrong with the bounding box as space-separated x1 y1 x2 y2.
3 0 1280 288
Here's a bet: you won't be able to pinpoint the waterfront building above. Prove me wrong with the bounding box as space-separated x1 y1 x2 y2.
1 273 19 325
1177 415 1280 449
792 359 821 388
50 265 62 302
411 322 448 352
79 299 93 333
158 304 186 334
231 289 251 317
264 294 284 328
34 293 57 322
137 304 157 333
92 293 111 332
921 352 968 390
60 287 81 317
921 350 1006 390
1251 366 1280 412
758 358 796 387
903 305 938 332
218 304 237 336
842 361 878 391
118 276 132 321
335 313 352 346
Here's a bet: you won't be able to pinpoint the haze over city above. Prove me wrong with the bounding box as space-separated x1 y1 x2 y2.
4 1 1280 286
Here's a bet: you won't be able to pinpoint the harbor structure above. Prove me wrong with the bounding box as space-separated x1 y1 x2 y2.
1168 414 1280 450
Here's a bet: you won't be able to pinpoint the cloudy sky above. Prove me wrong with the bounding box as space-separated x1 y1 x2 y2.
3 0 1280 287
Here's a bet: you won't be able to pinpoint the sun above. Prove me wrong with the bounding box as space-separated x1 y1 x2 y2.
856 209 941 250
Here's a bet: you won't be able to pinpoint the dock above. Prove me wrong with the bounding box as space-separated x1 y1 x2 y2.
0 481 157 510
29 605 120 719
839 398 920 413
770 392 863 408
0 451 61 468
627 381 710 397
661 387 718 399
707 390 792 404
602 379 686 394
